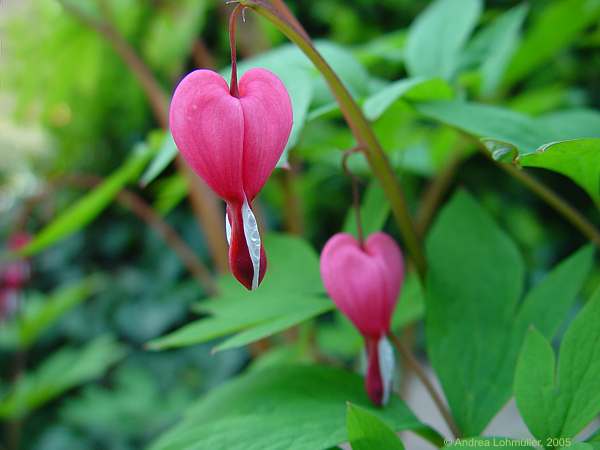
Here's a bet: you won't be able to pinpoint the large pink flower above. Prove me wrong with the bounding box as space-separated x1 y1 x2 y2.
320 232 404 405
170 68 292 290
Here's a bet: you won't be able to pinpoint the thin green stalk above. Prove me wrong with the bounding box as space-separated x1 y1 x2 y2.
238 0 427 279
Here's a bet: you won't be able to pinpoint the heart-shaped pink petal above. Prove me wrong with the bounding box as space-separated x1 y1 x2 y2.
319 232 404 338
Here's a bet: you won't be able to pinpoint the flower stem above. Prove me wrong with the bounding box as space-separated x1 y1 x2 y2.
389 332 461 439
239 0 427 279
228 4 245 98
342 148 365 247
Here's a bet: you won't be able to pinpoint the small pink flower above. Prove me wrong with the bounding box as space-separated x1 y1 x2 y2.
320 232 404 405
1 233 31 321
170 69 293 290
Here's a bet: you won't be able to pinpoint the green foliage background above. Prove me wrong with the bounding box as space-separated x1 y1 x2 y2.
1 0 600 449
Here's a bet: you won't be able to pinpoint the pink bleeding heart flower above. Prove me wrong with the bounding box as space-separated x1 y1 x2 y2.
320 232 404 406
170 68 292 290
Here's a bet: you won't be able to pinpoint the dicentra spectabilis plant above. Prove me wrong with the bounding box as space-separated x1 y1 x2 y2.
170 5 293 290
320 232 404 406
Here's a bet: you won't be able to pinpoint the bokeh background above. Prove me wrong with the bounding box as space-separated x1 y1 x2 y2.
1 0 599 449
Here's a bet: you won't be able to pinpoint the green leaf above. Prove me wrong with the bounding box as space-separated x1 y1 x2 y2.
212 298 333 353
0 335 125 419
425 191 594 436
464 4 528 95
149 365 442 450
20 145 154 256
515 286 600 440
346 403 405 450
18 277 98 348
140 132 178 187
363 77 453 121
518 138 600 204
148 234 329 350
415 101 547 153
443 437 534 449
405 0 482 80
504 0 600 86
415 101 600 155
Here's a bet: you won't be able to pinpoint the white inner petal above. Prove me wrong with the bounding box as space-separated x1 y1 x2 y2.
225 211 232 247
241 197 261 290
378 336 395 405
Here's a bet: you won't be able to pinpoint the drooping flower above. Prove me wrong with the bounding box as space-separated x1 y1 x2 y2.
170 68 292 290
320 232 404 405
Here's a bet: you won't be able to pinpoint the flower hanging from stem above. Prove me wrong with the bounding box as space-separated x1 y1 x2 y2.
169 4 293 290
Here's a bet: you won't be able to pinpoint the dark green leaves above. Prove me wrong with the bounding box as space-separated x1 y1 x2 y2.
0 335 125 419
149 365 440 450
504 0 600 86
415 101 600 203
405 0 482 80
415 101 600 155
515 286 600 441
425 191 594 436
463 4 528 96
346 403 405 450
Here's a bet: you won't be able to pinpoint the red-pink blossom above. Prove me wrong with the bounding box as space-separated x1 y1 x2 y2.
0 233 31 320
170 69 292 290
320 232 404 405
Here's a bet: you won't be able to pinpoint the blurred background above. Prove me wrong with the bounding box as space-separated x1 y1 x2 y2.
1 0 599 449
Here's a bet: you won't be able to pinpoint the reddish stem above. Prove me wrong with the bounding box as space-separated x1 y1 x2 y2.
229 4 245 98
342 148 365 248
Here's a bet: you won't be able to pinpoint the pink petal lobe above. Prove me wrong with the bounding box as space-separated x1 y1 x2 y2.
365 232 404 326
169 70 245 203
239 68 293 201
321 233 399 338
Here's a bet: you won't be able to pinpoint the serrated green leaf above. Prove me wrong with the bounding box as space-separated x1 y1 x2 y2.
405 0 482 80
20 146 154 256
346 403 405 450
518 138 600 204
515 286 600 441
149 365 442 450
426 191 594 436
